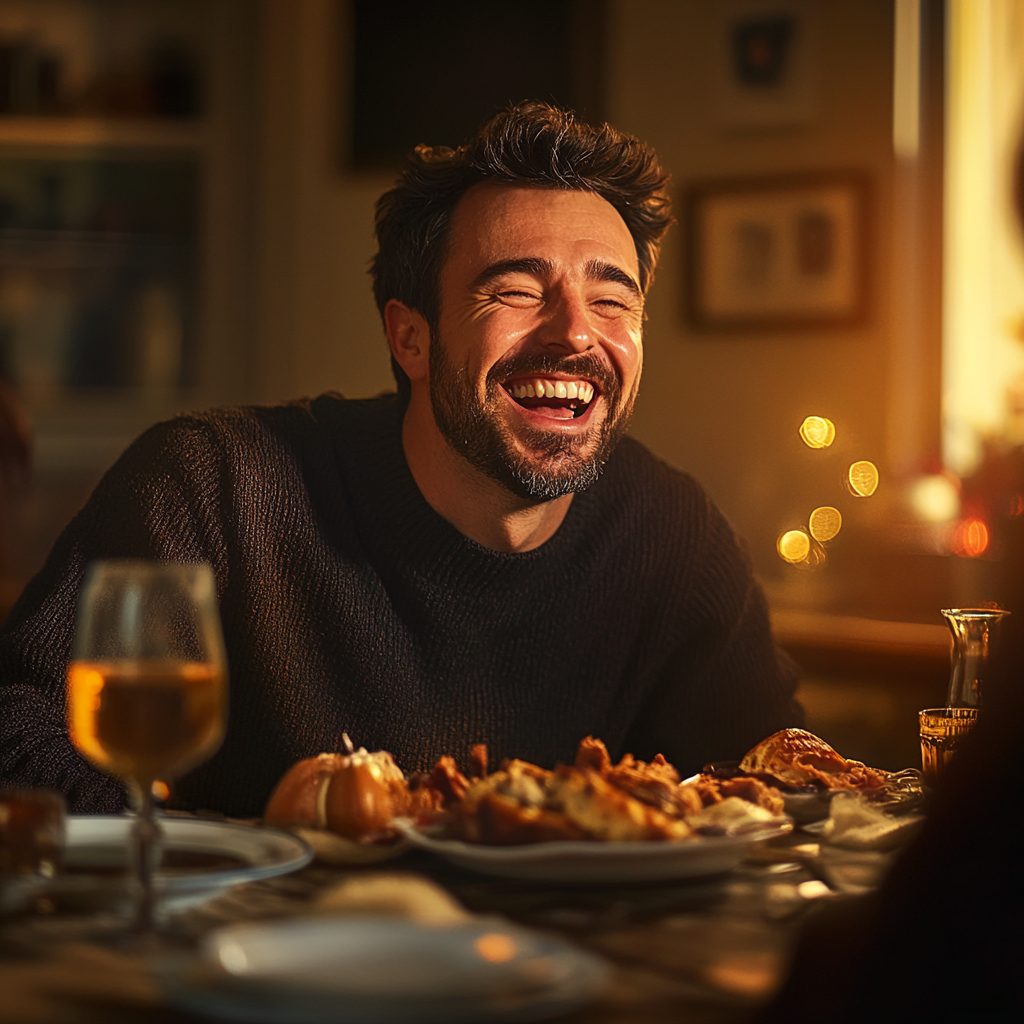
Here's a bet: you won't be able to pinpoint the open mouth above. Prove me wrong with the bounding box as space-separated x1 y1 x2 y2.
502 377 597 420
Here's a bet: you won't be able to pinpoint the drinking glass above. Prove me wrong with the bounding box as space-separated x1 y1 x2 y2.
940 607 1009 708
918 707 978 787
66 561 227 932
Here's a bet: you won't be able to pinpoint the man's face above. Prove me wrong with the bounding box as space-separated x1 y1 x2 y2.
428 183 645 501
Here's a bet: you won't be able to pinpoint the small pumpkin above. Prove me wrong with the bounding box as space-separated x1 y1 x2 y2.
263 737 413 837
263 752 343 828
324 753 395 837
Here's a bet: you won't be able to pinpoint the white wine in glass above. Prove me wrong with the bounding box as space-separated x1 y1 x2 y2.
66 561 227 932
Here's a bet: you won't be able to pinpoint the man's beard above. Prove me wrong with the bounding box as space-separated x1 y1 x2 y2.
428 339 637 501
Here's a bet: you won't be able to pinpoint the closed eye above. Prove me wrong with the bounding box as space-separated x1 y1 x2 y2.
592 295 640 316
492 288 542 306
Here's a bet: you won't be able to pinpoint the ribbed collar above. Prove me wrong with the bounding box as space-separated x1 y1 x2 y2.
320 394 603 581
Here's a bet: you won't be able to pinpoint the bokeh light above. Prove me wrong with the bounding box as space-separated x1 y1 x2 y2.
908 474 960 523
847 461 879 497
950 517 989 558
804 543 826 567
799 416 836 448
475 933 517 962
777 529 812 564
808 506 842 542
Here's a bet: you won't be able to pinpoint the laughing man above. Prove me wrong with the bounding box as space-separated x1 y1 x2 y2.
0 103 801 815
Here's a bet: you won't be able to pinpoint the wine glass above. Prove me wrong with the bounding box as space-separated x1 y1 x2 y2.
66 561 228 933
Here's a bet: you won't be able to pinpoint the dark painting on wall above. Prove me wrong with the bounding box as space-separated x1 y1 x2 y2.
713 0 819 129
349 0 606 168
732 15 795 87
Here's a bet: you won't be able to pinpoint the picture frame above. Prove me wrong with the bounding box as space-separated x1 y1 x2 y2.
712 0 821 130
685 173 870 331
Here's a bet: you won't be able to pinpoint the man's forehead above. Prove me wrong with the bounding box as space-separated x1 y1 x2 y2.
447 181 639 274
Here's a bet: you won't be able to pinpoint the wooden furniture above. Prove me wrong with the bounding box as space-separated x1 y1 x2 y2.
774 609 949 772
0 828 885 1024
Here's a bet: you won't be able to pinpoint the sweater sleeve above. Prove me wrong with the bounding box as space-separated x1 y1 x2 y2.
0 417 229 811
621 496 803 775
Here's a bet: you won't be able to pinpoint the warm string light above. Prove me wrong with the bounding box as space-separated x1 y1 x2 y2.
809 506 842 542
846 461 879 497
777 530 811 564
950 516 989 558
799 416 835 448
909 473 960 523
790 413 998 562
475 933 517 963
781 416 877 566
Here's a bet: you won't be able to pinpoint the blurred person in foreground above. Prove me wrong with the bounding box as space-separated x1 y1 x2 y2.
0 102 800 816
757 144 1024 1024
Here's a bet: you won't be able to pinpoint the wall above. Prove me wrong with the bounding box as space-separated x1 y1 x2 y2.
252 0 393 405
608 0 899 597
251 0 907 614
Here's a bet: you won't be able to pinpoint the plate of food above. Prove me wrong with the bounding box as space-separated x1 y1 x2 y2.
397 823 788 883
261 736 792 881
56 815 312 913
261 729 917 885
694 729 924 824
393 737 790 883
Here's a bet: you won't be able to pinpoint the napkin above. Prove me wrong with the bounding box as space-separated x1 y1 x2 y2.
820 792 924 851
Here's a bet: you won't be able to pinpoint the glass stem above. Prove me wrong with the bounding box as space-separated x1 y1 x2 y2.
131 785 160 934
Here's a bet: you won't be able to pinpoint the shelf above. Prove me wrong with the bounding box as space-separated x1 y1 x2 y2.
0 229 181 270
771 609 949 658
0 117 207 150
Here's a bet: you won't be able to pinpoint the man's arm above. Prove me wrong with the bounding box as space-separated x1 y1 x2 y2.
0 417 228 810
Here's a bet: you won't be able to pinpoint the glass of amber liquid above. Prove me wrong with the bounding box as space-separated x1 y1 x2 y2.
67 561 227 932
918 707 978 787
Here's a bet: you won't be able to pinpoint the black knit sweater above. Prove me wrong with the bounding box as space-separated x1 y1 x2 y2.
0 394 801 816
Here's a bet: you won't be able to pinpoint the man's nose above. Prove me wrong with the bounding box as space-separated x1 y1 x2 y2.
537 294 593 353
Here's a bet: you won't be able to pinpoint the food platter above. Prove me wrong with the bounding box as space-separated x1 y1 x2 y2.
397 820 791 883
257 729 903 885
161 916 609 1024
57 815 312 913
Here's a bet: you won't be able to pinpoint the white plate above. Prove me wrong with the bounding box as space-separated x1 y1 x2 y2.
162 915 608 1024
397 821 791 883
59 815 312 912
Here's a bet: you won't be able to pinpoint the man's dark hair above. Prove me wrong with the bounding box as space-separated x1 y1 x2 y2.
371 101 673 401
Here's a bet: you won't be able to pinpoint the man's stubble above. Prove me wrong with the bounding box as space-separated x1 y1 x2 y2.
428 336 638 502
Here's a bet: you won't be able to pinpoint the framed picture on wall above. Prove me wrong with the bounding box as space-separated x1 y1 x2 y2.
712 0 821 129
685 173 869 331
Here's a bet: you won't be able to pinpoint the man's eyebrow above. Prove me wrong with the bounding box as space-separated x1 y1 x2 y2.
584 259 641 298
470 257 555 291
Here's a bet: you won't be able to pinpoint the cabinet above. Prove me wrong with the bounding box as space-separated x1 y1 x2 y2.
0 0 256 598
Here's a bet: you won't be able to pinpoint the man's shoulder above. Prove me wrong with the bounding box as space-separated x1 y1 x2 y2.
88 392 403 529
133 392 400 455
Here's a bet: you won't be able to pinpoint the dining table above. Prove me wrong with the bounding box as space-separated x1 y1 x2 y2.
0 809 910 1024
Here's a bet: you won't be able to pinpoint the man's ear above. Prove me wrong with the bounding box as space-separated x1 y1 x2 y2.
385 300 431 383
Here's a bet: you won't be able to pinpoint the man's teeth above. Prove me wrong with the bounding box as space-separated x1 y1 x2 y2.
509 379 595 402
